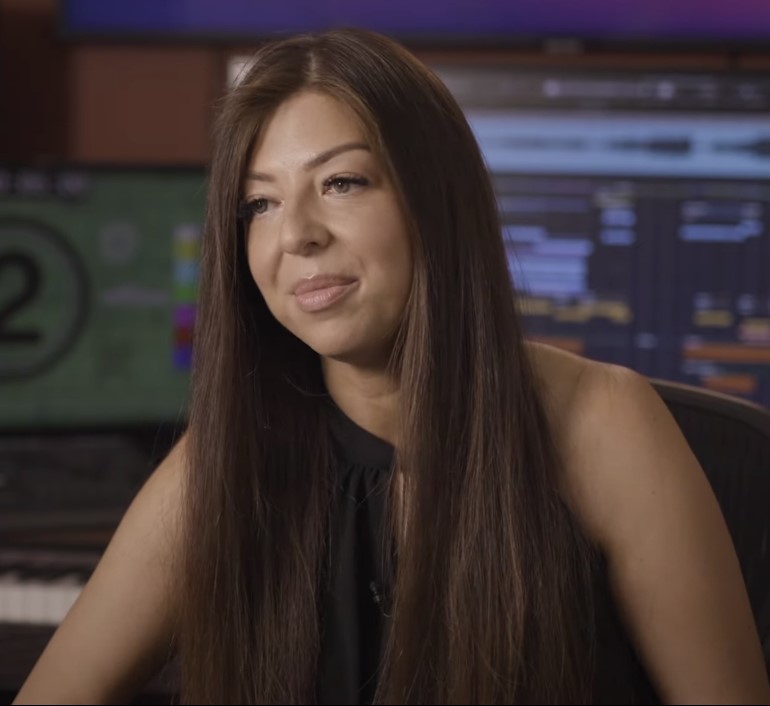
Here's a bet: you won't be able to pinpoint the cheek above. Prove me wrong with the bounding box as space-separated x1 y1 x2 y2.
381 227 413 298
245 240 286 324
245 235 271 293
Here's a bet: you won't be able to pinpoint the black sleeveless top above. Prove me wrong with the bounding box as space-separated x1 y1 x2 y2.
316 402 660 705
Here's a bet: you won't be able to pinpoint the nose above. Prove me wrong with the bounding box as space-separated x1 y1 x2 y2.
279 198 331 256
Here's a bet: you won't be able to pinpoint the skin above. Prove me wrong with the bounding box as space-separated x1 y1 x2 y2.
13 90 770 705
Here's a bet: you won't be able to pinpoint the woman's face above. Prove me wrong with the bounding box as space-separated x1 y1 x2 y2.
243 90 413 368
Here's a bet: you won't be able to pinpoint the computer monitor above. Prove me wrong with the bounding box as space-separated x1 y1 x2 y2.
60 0 770 48
433 66 770 408
0 166 207 432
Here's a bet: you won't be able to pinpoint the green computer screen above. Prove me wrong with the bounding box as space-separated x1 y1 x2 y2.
0 166 207 429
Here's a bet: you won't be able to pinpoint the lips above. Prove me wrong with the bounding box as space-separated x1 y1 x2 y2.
293 275 359 313
293 274 357 295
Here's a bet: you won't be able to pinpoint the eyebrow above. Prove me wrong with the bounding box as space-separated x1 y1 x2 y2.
245 142 370 182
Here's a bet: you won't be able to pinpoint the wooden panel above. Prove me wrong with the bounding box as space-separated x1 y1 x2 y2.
68 45 220 164
0 0 67 161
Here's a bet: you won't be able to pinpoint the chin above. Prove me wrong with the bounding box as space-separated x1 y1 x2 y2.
306 338 364 362
281 312 397 368
305 333 391 369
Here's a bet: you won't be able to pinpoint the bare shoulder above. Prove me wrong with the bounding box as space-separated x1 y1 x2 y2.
526 340 770 702
527 339 681 538
525 339 594 434
13 435 189 705
526 337 651 427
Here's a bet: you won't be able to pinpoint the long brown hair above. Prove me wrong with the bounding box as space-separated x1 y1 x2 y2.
181 28 597 704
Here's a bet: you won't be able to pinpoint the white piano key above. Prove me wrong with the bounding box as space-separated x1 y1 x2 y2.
0 572 85 626
0 571 22 623
6 581 26 624
48 575 84 624
23 580 49 625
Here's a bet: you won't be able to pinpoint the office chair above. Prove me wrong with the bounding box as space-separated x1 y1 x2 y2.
650 378 770 671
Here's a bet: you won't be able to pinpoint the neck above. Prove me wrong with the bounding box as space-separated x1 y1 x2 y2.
322 357 400 447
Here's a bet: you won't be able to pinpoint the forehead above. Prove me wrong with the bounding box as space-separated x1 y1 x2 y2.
249 91 369 168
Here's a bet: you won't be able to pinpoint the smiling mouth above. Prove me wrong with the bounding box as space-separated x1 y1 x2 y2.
294 280 359 313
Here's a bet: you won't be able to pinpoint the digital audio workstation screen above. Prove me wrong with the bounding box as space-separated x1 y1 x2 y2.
436 67 770 407
0 168 206 428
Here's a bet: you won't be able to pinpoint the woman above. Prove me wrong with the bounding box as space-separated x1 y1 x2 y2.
14 28 770 705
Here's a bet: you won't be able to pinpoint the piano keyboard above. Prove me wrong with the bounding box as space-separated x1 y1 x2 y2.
0 548 97 626
0 548 178 701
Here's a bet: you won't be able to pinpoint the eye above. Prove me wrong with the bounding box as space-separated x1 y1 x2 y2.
323 175 368 195
237 197 270 224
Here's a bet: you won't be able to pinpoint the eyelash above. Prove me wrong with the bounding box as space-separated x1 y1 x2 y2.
323 174 368 194
237 174 369 224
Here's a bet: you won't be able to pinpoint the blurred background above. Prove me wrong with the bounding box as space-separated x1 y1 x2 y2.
1 0 770 701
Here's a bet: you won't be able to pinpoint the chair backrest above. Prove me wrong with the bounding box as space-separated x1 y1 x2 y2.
650 378 770 670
